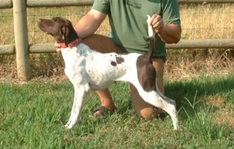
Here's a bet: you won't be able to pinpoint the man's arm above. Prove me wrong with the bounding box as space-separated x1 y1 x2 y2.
74 9 107 38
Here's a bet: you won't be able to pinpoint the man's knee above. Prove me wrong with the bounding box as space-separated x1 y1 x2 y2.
138 107 162 120
139 107 155 120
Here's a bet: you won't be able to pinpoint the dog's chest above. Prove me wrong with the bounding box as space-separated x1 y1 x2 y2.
61 46 87 81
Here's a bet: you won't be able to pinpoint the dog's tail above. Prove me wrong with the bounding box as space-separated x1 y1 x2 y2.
146 15 155 62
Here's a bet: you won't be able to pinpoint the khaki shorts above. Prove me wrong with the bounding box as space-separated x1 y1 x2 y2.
83 34 164 119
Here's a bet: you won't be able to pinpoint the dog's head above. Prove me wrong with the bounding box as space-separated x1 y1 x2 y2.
38 17 78 46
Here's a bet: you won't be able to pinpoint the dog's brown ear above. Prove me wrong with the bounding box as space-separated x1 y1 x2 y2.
61 25 69 46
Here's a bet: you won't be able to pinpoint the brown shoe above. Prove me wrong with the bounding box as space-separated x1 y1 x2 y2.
93 106 116 117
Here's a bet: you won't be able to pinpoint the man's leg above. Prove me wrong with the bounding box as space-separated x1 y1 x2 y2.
82 34 124 115
130 58 164 120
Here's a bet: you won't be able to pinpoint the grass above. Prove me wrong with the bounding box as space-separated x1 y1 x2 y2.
0 3 234 148
180 3 234 39
0 73 234 148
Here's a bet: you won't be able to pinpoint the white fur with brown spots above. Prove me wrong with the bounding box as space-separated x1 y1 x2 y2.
38 16 178 130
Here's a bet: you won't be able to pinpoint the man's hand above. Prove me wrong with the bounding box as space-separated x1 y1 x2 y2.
54 42 61 52
150 14 164 34
149 14 181 44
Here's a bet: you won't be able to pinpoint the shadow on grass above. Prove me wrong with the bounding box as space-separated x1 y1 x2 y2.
93 74 234 122
165 74 234 119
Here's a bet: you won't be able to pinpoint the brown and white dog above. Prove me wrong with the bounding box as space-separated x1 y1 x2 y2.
38 16 178 130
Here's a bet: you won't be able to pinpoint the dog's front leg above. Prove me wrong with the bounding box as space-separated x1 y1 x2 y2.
65 86 85 129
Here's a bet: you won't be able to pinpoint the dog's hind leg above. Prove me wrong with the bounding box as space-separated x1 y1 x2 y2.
141 90 178 130
132 81 178 130
65 86 86 129
155 82 179 130
147 93 178 130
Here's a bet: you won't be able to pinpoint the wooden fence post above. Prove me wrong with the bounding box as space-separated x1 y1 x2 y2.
13 0 31 80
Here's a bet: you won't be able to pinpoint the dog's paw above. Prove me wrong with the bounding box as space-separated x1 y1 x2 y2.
65 121 73 129
65 124 72 129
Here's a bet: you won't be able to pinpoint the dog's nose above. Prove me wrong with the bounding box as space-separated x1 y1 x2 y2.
38 19 45 25
38 18 45 23
38 19 44 27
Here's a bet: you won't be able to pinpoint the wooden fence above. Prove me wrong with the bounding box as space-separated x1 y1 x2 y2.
0 0 234 80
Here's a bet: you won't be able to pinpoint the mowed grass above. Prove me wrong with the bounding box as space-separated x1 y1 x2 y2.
0 73 234 149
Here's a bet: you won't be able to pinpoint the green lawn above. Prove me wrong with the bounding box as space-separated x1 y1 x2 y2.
0 73 233 149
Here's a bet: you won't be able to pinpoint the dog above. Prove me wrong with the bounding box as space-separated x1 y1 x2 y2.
38 16 178 130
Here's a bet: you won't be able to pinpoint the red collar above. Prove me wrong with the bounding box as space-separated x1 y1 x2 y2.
58 38 82 48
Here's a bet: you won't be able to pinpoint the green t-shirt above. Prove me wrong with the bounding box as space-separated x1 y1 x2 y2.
92 0 181 59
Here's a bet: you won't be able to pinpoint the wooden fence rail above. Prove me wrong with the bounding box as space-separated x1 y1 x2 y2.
0 0 234 80
1 39 234 55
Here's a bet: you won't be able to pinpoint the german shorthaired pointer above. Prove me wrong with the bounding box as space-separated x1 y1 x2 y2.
38 16 178 130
